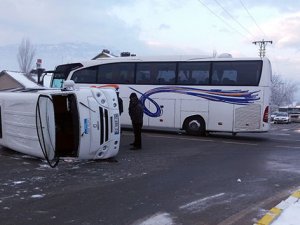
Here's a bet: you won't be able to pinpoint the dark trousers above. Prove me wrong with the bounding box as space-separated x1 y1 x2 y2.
132 123 142 148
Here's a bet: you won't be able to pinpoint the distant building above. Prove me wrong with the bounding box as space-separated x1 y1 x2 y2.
0 71 23 90
0 70 41 91
92 49 116 60
92 49 136 60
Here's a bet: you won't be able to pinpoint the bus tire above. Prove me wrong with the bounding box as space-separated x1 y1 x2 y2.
184 116 206 136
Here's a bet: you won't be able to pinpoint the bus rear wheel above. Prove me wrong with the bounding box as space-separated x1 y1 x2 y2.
184 116 206 136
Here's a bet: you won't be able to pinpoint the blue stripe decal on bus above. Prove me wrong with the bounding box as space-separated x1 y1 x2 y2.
84 118 89 134
129 86 260 117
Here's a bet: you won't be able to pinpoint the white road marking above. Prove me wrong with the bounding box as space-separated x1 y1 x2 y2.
179 193 225 211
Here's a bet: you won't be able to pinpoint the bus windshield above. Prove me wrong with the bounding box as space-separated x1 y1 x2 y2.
51 63 83 88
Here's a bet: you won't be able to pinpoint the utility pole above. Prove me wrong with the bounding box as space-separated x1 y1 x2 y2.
252 39 273 57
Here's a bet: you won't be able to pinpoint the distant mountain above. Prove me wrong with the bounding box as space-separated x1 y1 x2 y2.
0 42 111 71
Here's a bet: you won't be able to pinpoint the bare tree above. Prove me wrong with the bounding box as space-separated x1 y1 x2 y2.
271 74 298 107
17 38 36 76
212 49 217 58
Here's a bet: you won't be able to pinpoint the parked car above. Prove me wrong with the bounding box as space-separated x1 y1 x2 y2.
273 112 291 124
270 112 280 121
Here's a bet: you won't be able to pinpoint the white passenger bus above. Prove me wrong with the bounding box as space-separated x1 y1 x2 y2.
0 71 120 167
50 55 272 135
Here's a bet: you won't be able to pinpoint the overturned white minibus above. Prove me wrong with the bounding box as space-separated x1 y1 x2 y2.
0 71 120 167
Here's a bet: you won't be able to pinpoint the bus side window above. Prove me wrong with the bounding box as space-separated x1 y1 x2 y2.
97 63 135 84
136 63 152 84
192 71 209 85
98 64 114 84
155 63 176 84
212 62 237 85
236 62 261 86
211 71 220 85
221 70 237 85
178 71 189 84
71 67 97 83
118 63 135 84
213 61 262 86
178 62 210 85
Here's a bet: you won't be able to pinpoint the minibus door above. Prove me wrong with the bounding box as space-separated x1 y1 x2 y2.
36 95 59 168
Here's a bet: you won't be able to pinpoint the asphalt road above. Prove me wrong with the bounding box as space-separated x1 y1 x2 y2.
1 123 300 225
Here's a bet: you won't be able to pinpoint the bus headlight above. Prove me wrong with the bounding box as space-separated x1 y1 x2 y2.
114 114 119 134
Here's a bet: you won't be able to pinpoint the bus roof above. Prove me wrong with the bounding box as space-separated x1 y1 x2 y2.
55 56 269 69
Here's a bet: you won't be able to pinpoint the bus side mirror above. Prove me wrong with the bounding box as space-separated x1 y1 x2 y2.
63 80 75 90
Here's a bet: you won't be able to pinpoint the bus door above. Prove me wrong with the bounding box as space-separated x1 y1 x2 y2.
208 101 234 132
148 99 175 128
36 95 59 167
36 94 80 168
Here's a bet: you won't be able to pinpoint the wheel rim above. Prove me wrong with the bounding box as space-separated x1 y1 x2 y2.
188 120 201 131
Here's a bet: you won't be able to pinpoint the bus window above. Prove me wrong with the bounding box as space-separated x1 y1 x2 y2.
236 61 262 86
97 63 135 84
118 63 135 84
155 63 176 84
212 61 262 86
136 63 152 84
136 63 176 84
178 62 210 85
71 66 97 83
222 70 237 85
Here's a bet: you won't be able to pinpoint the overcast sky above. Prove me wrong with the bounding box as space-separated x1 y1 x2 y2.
1 0 300 97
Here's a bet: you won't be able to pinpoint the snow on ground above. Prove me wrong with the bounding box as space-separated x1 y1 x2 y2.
272 200 300 225
134 212 174 225
31 194 45 199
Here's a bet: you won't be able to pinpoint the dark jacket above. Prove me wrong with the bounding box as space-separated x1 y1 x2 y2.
129 96 143 124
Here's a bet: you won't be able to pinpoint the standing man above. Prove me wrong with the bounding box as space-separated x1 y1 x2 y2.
128 92 143 150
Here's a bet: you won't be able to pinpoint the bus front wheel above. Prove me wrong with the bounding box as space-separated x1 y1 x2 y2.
184 116 206 136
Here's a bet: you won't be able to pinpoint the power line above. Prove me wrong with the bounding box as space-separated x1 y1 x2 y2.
213 0 255 39
196 0 251 41
252 39 273 57
239 0 266 37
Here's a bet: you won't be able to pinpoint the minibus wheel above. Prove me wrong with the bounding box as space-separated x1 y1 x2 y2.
184 116 206 136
